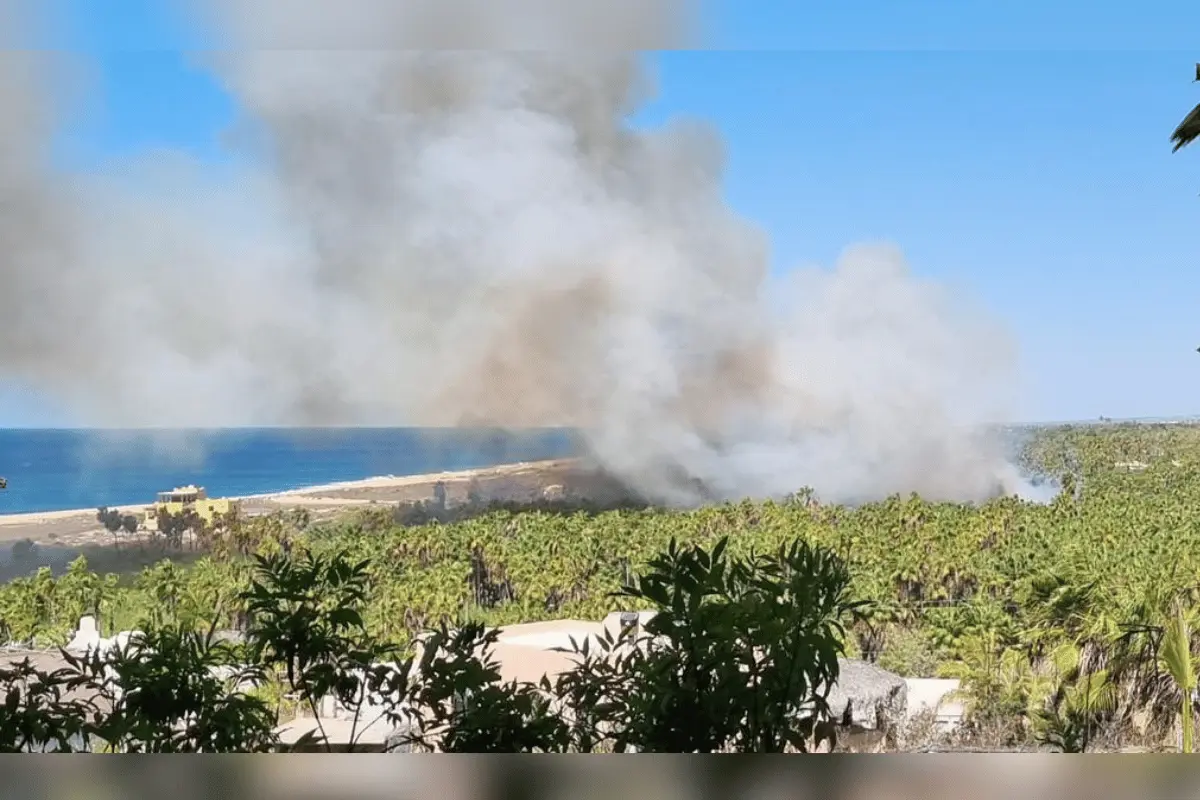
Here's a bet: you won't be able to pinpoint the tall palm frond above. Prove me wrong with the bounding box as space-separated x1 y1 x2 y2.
1170 64 1200 153
1158 603 1196 753
1171 106 1200 153
1061 668 1118 717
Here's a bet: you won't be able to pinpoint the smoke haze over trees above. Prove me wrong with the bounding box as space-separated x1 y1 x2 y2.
0 0 1034 505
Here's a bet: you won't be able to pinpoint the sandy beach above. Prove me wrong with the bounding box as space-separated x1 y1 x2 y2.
0 458 618 549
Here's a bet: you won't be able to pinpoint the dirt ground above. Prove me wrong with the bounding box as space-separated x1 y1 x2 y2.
0 458 633 556
264 458 634 509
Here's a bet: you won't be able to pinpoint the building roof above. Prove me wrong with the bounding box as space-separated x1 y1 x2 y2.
490 640 584 686
0 649 111 709
0 648 74 672
275 714 398 747
485 615 657 685
160 485 204 496
493 619 603 684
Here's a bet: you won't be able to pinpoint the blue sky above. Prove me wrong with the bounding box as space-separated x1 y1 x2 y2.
4 0 1200 425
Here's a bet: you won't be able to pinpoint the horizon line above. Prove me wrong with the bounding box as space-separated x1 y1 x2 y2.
2 416 1199 432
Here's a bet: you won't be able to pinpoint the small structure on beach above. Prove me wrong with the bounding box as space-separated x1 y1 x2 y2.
143 485 232 532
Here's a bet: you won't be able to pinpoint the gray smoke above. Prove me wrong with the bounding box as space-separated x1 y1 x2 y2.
0 0 1035 506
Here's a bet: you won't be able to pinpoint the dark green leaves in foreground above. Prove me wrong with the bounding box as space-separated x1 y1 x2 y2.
0 537 859 752
1170 63 1200 153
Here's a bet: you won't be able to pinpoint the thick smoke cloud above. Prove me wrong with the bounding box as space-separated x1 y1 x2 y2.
0 0 1033 505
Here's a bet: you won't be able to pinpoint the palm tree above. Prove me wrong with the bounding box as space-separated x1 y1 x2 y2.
1029 642 1117 753
1170 63 1200 153
1158 602 1196 753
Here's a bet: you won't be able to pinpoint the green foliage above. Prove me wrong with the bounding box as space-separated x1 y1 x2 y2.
0 657 98 752
6 422 1200 749
240 550 410 750
1157 604 1197 753
79 628 278 752
0 535 855 752
595 537 863 752
1027 643 1117 752
410 622 567 752
0 629 277 753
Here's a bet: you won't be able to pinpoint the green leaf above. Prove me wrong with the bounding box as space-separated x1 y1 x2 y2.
1160 606 1196 693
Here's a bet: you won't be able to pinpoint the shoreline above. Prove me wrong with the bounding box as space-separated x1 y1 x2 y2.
257 457 577 499
0 458 580 529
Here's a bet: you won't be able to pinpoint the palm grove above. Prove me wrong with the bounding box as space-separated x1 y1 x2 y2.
7 420 1200 752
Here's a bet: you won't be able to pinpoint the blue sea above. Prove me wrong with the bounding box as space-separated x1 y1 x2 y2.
0 428 582 515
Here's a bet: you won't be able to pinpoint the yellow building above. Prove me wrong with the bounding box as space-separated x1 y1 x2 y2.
143 485 232 531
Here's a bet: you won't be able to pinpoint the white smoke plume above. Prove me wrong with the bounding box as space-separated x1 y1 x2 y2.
0 0 1033 506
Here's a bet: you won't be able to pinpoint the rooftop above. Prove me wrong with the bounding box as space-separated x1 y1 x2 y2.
275 715 397 748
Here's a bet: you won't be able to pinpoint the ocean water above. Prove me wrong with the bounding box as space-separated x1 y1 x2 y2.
0 428 582 515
